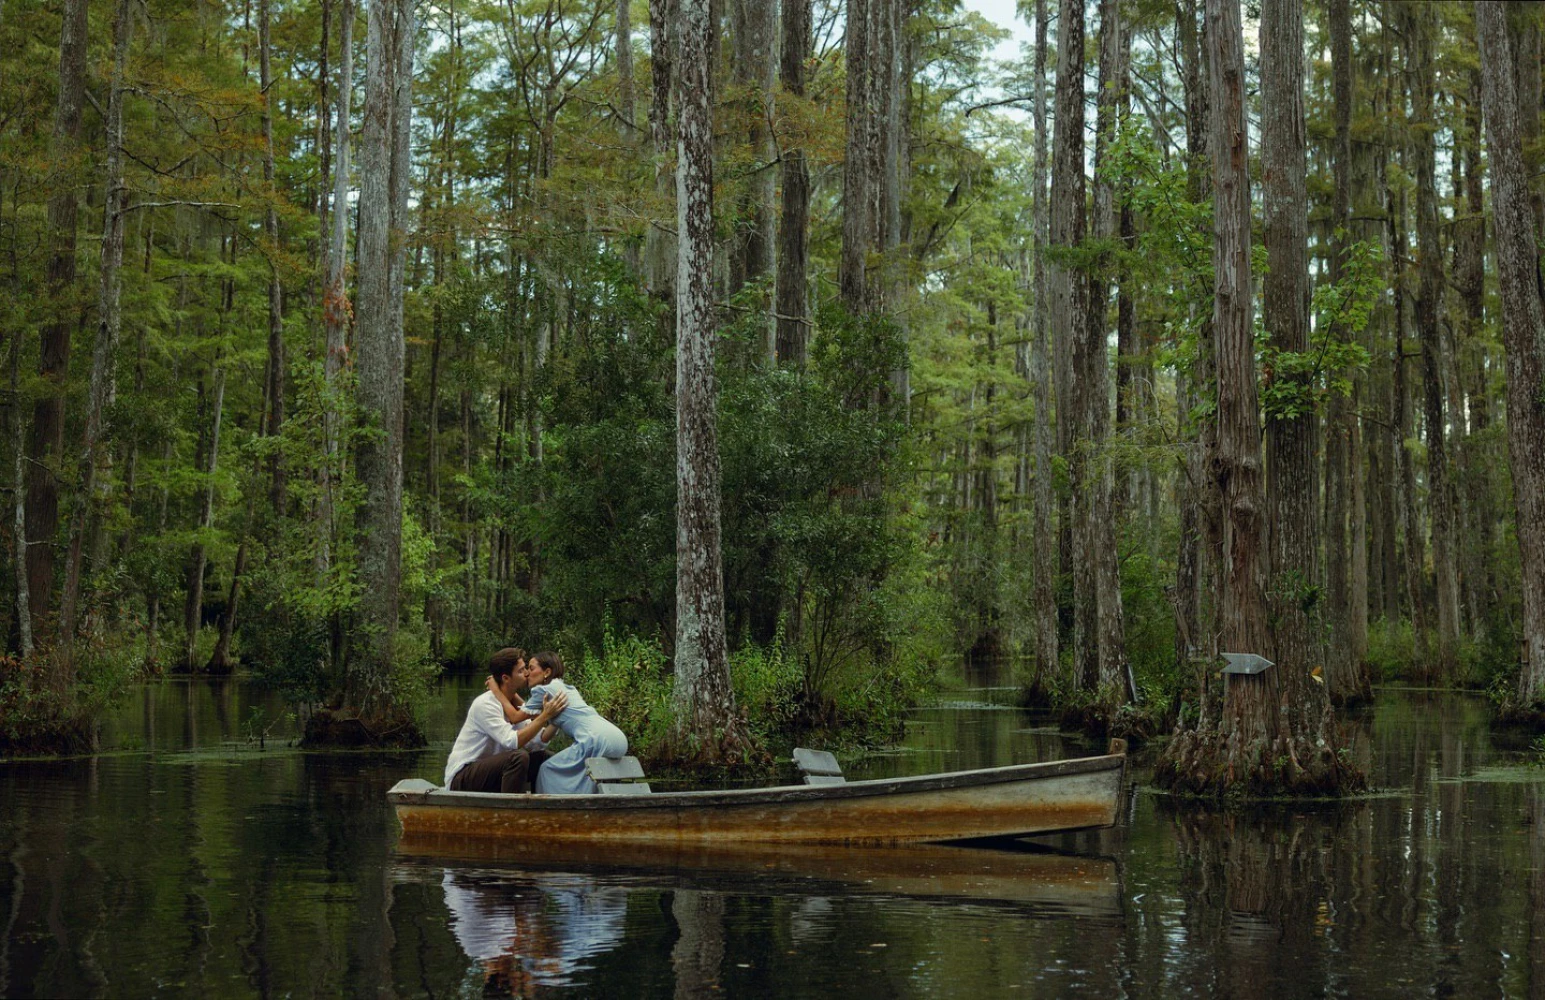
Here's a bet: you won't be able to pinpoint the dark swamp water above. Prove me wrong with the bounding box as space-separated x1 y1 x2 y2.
4 669 1545 998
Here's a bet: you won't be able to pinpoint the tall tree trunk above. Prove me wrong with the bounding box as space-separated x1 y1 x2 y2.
1088 0 1127 701
1260 0 1328 731
260 0 286 517
1511 0 1545 236
1323 0 1367 703
59 0 135 658
1476 1 1545 705
646 0 678 299
839 0 874 315
1389 163 1431 667
1408 4 1462 681
617 0 636 135
1456 72 1494 641
1374 47 1402 629
319 0 354 584
774 0 811 367
26 0 90 647
206 537 247 674
729 0 776 365
1028 0 1058 692
182 363 225 671
343 0 415 727
673 0 749 757
10 330 30 660
1174 0 1213 701
1160 0 1353 796
1049 0 1088 691
1210 0 1270 738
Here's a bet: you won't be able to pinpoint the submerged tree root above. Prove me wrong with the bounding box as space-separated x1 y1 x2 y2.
1057 696 1165 750
1153 725 1366 799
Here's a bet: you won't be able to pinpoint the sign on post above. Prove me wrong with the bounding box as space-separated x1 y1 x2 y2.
1220 652 1274 675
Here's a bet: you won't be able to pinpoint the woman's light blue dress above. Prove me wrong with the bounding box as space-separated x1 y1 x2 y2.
525 679 628 794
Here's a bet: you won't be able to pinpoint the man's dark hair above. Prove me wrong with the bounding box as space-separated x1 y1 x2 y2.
532 650 565 680
490 647 526 683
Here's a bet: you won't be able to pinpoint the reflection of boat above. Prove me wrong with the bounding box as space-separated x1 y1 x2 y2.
388 744 1126 846
397 837 1123 918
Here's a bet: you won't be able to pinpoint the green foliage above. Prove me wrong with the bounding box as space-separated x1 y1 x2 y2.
0 625 146 754
1259 240 1379 421
1364 620 1416 684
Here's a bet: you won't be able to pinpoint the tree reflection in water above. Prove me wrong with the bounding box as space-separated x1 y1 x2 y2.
1171 807 1338 998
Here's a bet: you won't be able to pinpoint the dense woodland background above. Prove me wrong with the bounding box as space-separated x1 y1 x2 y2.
3 0 1545 791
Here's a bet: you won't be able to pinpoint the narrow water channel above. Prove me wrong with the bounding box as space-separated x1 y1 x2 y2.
1 671 1541 997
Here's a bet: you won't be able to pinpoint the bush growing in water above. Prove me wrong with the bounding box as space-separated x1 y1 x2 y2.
0 622 148 754
573 611 941 763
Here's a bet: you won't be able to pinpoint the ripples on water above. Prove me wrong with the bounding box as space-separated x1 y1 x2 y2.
1 676 1542 997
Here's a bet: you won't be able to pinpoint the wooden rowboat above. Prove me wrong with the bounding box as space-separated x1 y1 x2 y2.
388 743 1126 847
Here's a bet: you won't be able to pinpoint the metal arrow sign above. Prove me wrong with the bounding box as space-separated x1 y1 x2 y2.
1220 652 1274 675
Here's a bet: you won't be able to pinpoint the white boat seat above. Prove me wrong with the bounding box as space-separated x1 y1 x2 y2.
598 782 653 795
586 755 650 794
793 747 845 785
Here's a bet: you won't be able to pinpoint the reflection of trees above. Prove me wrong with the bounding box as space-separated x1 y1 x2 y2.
1531 784 1545 1000
1172 808 1333 998
671 889 724 999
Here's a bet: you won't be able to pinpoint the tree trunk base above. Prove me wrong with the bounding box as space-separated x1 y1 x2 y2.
653 717 767 769
204 650 237 675
1154 724 1366 799
301 707 426 749
1330 681 1375 712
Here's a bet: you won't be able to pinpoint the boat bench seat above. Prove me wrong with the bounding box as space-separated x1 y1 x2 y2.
586 756 651 794
793 747 845 786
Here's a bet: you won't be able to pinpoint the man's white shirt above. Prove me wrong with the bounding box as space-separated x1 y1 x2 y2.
443 690 545 787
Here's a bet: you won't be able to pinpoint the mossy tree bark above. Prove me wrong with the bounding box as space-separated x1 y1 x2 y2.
1157 0 1358 797
672 0 751 761
775 0 812 368
1027 0 1058 696
314 0 422 746
1476 2 1545 708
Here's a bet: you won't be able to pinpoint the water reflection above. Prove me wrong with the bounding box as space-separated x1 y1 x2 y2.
436 868 628 992
6 684 1545 997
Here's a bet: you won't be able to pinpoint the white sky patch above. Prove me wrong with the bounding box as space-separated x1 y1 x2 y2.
960 0 1035 65
956 0 1036 127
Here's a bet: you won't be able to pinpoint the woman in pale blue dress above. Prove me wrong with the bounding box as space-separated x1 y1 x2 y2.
498 651 628 794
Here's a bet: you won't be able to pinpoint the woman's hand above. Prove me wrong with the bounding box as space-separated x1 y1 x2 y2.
485 676 523 709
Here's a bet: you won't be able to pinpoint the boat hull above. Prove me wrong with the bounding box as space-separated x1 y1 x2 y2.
390 752 1125 846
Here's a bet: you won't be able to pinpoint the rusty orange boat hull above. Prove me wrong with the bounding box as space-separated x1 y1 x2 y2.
388 751 1126 846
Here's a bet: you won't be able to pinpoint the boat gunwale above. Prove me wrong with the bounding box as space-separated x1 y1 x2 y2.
389 751 1126 812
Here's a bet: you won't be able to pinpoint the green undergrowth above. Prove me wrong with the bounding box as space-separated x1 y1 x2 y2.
0 625 149 756
571 616 939 769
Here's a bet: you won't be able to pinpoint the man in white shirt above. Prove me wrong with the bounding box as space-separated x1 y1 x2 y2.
445 647 568 793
